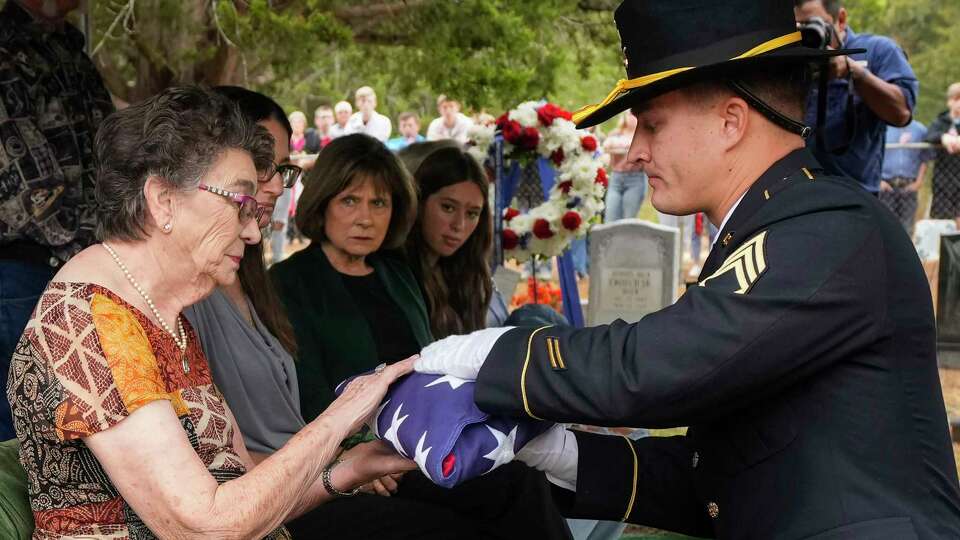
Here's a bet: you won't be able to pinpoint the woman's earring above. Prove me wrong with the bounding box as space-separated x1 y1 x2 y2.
162 222 173 233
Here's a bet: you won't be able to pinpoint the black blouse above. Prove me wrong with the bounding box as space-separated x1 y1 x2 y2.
340 270 421 366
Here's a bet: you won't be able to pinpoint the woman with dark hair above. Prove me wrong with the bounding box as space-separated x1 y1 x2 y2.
7 85 414 539
270 133 571 539
405 146 493 339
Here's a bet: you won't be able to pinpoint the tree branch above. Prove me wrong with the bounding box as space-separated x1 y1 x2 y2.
576 0 617 12
333 0 427 22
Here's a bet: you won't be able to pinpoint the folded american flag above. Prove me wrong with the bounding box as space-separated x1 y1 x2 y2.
336 372 552 488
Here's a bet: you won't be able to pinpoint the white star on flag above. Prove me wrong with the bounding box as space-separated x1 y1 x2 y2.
370 399 390 437
383 403 409 457
482 425 518 473
413 431 432 475
424 374 470 390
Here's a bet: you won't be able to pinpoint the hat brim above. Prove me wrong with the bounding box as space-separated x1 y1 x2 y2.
574 46 865 128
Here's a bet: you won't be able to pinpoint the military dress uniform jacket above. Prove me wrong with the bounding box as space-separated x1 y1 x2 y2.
474 149 960 539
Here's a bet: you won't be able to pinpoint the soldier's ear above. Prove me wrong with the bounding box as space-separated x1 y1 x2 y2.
718 95 750 151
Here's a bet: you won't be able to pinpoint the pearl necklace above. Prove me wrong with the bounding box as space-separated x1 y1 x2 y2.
102 243 190 373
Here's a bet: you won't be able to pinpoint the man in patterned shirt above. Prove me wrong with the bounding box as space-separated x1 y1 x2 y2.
0 0 114 439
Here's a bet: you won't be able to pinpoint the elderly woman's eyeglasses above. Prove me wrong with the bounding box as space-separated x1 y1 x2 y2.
198 184 262 224
261 162 303 188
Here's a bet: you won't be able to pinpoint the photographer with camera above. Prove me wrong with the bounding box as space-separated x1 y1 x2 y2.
795 0 918 194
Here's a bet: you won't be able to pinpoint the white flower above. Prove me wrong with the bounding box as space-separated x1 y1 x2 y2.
509 103 539 128
510 213 534 233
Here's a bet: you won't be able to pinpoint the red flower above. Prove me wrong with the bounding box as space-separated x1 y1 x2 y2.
500 119 523 145
595 167 608 188
502 229 519 250
537 103 573 126
504 207 520 222
532 218 554 239
516 126 540 151
558 180 573 194
562 211 582 231
550 148 565 167
581 135 597 152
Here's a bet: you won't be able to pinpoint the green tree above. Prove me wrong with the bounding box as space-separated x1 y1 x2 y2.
78 0 621 121
844 0 960 123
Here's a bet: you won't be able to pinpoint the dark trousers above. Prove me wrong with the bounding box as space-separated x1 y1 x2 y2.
0 260 56 440
286 462 572 539
878 177 919 233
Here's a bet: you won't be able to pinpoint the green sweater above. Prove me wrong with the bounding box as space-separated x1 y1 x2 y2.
270 245 433 422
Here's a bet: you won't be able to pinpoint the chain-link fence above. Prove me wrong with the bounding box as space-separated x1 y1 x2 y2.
882 142 960 236
886 142 960 365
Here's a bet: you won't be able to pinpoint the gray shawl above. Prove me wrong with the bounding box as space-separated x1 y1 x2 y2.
185 288 305 454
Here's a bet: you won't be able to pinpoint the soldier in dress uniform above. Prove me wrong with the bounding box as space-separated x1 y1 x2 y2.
415 1 960 538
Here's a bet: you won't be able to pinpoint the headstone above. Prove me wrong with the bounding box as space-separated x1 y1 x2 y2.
492 266 522 303
587 219 680 325
915 219 957 261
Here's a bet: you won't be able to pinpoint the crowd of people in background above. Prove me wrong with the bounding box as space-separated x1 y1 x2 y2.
269 85 662 273
267 72 960 285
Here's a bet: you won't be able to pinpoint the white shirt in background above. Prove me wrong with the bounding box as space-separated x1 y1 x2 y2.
427 113 474 144
345 111 392 142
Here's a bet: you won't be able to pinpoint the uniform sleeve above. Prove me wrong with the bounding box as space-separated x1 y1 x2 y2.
553 431 712 535
475 202 886 428
34 293 179 440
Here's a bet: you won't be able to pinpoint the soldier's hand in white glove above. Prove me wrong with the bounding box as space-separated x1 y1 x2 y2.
415 327 514 380
516 424 579 491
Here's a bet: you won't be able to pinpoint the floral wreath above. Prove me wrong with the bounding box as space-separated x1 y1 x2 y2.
467 101 607 263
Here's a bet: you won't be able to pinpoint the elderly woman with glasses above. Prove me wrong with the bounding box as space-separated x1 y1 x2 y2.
7 86 414 539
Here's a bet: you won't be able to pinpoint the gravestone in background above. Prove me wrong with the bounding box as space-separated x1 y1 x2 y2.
587 219 680 326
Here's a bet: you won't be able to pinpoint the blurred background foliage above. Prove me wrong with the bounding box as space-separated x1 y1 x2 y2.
844 0 960 123
2 0 955 127
76 0 623 123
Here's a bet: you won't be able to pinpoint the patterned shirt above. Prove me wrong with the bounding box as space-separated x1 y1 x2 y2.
7 282 290 539
0 2 115 262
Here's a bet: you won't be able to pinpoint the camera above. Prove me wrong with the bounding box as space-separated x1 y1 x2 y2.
798 16 836 50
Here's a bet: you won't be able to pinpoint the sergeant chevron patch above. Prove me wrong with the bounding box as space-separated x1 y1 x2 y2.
699 231 768 294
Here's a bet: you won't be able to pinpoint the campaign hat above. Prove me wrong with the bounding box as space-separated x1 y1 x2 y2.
572 0 864 128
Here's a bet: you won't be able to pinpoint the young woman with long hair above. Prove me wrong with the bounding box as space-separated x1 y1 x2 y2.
404 145 494 339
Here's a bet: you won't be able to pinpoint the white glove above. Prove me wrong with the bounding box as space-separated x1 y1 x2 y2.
415 326 514 380
516 424 579 491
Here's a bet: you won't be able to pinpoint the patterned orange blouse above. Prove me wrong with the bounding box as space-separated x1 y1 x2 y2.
7 282 290 539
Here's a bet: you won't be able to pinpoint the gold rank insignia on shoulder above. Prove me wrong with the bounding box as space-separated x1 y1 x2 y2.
545 337 567 371
698 230 768 294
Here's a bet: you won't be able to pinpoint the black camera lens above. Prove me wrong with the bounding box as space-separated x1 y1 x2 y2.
798 16 835 50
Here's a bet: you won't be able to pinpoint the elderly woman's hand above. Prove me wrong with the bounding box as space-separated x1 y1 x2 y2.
321 355 416 436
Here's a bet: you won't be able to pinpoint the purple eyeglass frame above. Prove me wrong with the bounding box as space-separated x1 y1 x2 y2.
197 183 265 224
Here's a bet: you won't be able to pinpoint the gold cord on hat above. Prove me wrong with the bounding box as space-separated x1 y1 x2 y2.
572 31 803 124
